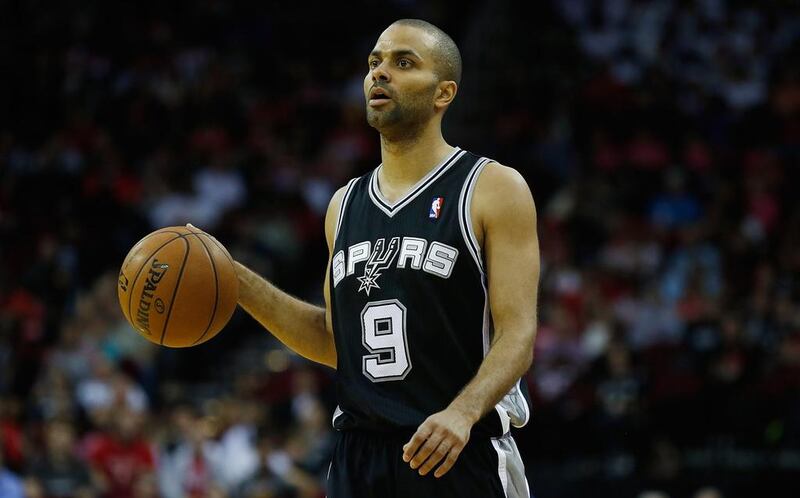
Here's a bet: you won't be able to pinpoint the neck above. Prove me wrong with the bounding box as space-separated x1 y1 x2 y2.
378 121 454 188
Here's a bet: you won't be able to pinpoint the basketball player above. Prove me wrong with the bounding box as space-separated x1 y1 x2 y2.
227 19 539 497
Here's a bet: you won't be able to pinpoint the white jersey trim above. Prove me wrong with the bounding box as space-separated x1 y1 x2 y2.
334 178 359 245
331 405 345 428
458 157 492 357
368 148 465 218
458 157 491 275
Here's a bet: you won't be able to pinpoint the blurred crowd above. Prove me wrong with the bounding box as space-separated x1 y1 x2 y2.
2 0 800 497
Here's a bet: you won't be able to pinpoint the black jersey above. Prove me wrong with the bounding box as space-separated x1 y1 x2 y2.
329 147 531 437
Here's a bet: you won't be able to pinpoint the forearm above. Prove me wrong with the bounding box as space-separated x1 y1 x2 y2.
235 261 336 368
448 329 533 424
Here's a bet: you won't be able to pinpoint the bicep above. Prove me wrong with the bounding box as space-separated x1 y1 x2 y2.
476 166 540 341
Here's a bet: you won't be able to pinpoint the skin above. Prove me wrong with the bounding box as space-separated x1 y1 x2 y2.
214 21 540 479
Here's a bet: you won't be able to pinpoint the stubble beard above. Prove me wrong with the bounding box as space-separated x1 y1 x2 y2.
366 87 437 141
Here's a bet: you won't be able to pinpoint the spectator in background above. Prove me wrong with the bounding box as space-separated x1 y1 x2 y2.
131 474 159 498
0 397 24 472
595 340 642 454
158 407 225 498
84 409 155 498
48 321 97 386
28 419 94 498
29 365 78 423
648 170 702 230
658 224 722 308
212 398 260 492
285 372 335 481
157 400 260 498
246 428 323 498
23 478 47 498
0 441 25 498
147 168 223 231
191 135 247 217
75 356 149 418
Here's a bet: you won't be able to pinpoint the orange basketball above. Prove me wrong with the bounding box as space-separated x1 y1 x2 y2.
117 226 239 347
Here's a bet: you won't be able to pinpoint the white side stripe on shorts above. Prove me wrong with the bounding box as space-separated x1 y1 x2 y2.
492 438 508 497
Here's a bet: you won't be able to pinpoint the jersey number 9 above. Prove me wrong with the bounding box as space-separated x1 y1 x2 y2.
360 300 412 382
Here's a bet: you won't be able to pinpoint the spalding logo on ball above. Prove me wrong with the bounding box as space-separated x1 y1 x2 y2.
117 226 239 347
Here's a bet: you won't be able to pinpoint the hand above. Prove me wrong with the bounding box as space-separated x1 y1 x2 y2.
402 406 476 478
185 223 214 240
186 223 228 260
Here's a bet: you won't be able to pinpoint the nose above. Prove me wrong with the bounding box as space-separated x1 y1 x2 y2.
371 62 390 83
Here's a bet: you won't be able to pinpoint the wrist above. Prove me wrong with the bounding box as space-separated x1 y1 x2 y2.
233 261 257 301
448 398 483 425
233 260 247 281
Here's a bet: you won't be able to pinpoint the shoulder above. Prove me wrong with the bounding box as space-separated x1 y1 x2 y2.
475 161 529 191
472 162 536 222
324 185 349 246
465 161 536 247
327 184 350 217
324 177 365 248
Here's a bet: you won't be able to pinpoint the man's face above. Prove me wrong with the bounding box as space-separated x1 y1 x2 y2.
364 24 440 133
46 422 74 455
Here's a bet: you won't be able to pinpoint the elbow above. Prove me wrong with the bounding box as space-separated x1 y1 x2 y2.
496 324 536 373
324 343 338 370
325 355 338 370
523 346 534 373
521 330 535 372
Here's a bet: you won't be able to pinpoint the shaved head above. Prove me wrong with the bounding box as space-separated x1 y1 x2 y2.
365 19 462 134
390 19 462 85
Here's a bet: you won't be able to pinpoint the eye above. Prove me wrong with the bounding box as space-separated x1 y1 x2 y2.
369 59 380 69
398 58 412 68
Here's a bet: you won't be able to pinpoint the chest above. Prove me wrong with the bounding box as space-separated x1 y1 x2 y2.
331 154 489 298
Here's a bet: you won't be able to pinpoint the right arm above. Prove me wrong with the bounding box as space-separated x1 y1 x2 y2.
234 186 346 369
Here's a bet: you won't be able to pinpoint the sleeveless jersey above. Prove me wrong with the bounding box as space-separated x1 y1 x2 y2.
329 147 531 438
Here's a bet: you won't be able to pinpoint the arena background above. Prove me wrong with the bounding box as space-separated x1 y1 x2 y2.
2 1 800 497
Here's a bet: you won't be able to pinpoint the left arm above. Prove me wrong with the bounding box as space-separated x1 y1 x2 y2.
403 163 540 477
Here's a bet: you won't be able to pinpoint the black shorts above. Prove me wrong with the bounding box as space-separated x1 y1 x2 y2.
326 430 530 498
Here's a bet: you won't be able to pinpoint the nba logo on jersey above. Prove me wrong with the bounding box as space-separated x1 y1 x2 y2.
429 197 444 219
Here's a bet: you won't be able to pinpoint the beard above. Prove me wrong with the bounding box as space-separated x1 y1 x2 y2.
366 84 437 137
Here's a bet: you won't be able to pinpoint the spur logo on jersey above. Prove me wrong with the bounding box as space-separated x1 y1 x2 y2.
332 237 459 291
429 196 444 219
357 237 399 295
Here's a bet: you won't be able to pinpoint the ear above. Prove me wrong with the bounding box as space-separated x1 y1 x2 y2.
434 81 458 111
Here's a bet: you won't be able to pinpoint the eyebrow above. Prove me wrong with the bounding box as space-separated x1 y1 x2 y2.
369 49 423 60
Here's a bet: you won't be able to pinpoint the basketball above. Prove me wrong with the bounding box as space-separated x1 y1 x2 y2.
117 226 239 348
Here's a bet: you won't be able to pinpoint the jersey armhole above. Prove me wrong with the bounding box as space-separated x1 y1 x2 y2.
457 157 492 276
333 177 359 245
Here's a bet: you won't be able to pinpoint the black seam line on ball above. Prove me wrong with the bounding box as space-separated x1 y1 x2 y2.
160 236 190 346
189 233 220 345
126 232 184 328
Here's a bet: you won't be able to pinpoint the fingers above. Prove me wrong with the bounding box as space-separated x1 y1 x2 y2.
433 446 463 478
403 424 467 478
185 224 222 246
416 439 450 476
408 433 441 471
402 425 432 463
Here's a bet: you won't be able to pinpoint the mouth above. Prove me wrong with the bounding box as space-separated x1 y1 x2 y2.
368 87 392 107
